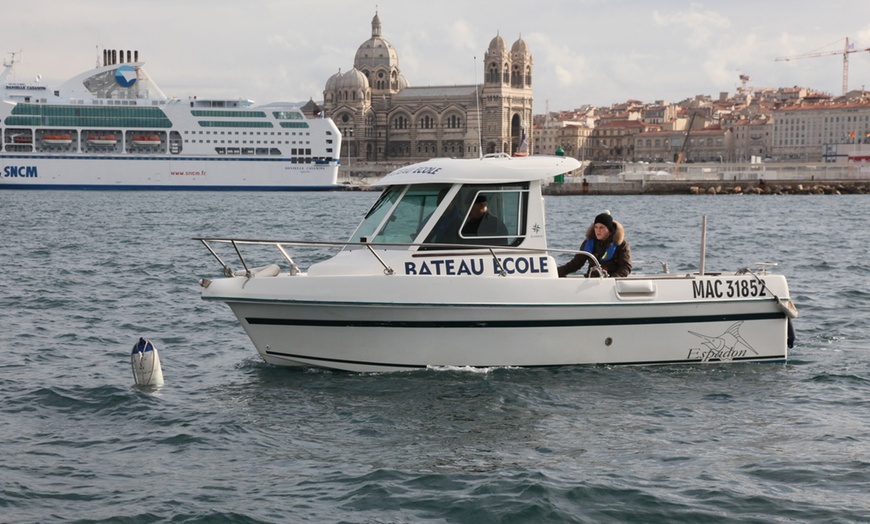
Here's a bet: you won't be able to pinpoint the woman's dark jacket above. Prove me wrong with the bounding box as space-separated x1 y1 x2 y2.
557 221 632 278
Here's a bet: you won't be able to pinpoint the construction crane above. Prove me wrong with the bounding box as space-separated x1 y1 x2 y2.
775 37 870 95
676 111 699 164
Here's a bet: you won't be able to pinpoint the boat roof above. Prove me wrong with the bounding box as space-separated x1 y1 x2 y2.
373 155 582 186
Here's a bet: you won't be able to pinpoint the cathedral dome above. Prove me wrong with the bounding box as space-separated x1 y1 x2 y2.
396 73 410 90
354 13 399 70
488 34 507 53
325 69 343 91
339 68 369 90
511 37 530 57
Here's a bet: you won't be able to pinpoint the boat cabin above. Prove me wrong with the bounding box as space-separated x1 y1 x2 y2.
308 155 580 276
349 155 578 252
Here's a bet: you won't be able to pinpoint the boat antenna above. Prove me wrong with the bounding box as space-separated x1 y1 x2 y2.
474 55 483 159
3 50 22 69
699 215 707 275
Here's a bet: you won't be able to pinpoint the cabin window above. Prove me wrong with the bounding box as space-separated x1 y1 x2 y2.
347 186 405 247
347 185 454 248
371 185 449 244
422 183 529 249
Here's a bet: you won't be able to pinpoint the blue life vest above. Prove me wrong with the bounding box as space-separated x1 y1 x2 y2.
582 238 617 262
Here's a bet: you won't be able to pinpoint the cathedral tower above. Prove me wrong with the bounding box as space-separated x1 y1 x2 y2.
482 34 534 155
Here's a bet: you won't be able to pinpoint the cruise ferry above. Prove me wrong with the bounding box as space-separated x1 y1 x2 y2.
0 50 341 190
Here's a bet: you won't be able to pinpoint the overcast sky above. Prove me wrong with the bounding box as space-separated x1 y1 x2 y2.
5 1 870 112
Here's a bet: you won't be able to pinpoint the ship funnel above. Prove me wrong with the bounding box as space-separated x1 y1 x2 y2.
101 49 140 66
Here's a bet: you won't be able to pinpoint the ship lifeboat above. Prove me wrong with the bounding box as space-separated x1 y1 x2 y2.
132 135 161 146
87 134 117 146
13 136 33 144
43 134 73 145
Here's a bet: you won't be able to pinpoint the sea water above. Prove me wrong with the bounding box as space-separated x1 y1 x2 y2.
0 190 868 523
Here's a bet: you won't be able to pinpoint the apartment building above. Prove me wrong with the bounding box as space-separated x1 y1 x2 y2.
772 98 870 161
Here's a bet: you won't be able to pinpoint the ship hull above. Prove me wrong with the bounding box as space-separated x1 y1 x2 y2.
0 155 339 190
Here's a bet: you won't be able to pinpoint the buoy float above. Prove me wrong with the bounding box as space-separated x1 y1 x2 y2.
131 337 164 386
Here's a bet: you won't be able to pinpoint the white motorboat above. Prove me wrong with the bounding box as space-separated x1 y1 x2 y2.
196 154 797 372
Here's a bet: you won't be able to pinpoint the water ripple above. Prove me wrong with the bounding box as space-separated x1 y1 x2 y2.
0 192 868 523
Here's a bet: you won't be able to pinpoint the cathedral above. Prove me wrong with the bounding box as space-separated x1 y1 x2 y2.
321 12 533 163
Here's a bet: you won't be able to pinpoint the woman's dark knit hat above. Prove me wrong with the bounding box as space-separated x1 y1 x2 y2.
594 211 614 232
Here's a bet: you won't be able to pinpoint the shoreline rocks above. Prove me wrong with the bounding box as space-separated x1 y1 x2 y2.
544 180 870 196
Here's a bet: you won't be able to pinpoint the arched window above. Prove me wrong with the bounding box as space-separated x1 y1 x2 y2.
488 63 499 84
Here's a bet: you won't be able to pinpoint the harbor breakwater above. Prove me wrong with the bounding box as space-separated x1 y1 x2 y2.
338 160 870 195
543 179 870 195
545 160 870 195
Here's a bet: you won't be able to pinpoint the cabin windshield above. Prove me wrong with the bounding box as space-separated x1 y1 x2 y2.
347 182 529 250
347 184 450 248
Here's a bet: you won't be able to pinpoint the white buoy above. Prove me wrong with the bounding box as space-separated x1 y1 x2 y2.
131 337 164 386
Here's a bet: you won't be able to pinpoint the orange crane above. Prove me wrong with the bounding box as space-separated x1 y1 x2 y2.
676 112 699 164
775 37 870 95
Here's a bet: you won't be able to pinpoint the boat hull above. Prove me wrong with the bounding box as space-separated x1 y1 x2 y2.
204 274 792 372
0 155 339 190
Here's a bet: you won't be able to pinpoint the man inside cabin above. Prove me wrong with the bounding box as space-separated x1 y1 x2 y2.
461 194 508 240
425 189 463 245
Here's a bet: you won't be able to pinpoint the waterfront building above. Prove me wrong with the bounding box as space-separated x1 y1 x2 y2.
322 13 533 164
632 126 732 163
632 130 673 162
587 120 656 162
535 113 593 160
731 116 772 162
772 98 870 162
680 126 733 163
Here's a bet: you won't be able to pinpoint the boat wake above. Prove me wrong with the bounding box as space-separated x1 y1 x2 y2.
427 365 514 374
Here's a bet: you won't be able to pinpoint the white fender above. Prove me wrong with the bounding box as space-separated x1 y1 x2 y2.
131 337 164 386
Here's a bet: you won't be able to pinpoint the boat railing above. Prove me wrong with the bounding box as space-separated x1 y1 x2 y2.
632 260 670 273
194 237 608 279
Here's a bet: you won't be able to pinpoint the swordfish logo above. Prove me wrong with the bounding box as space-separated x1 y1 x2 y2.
687 321 758 362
